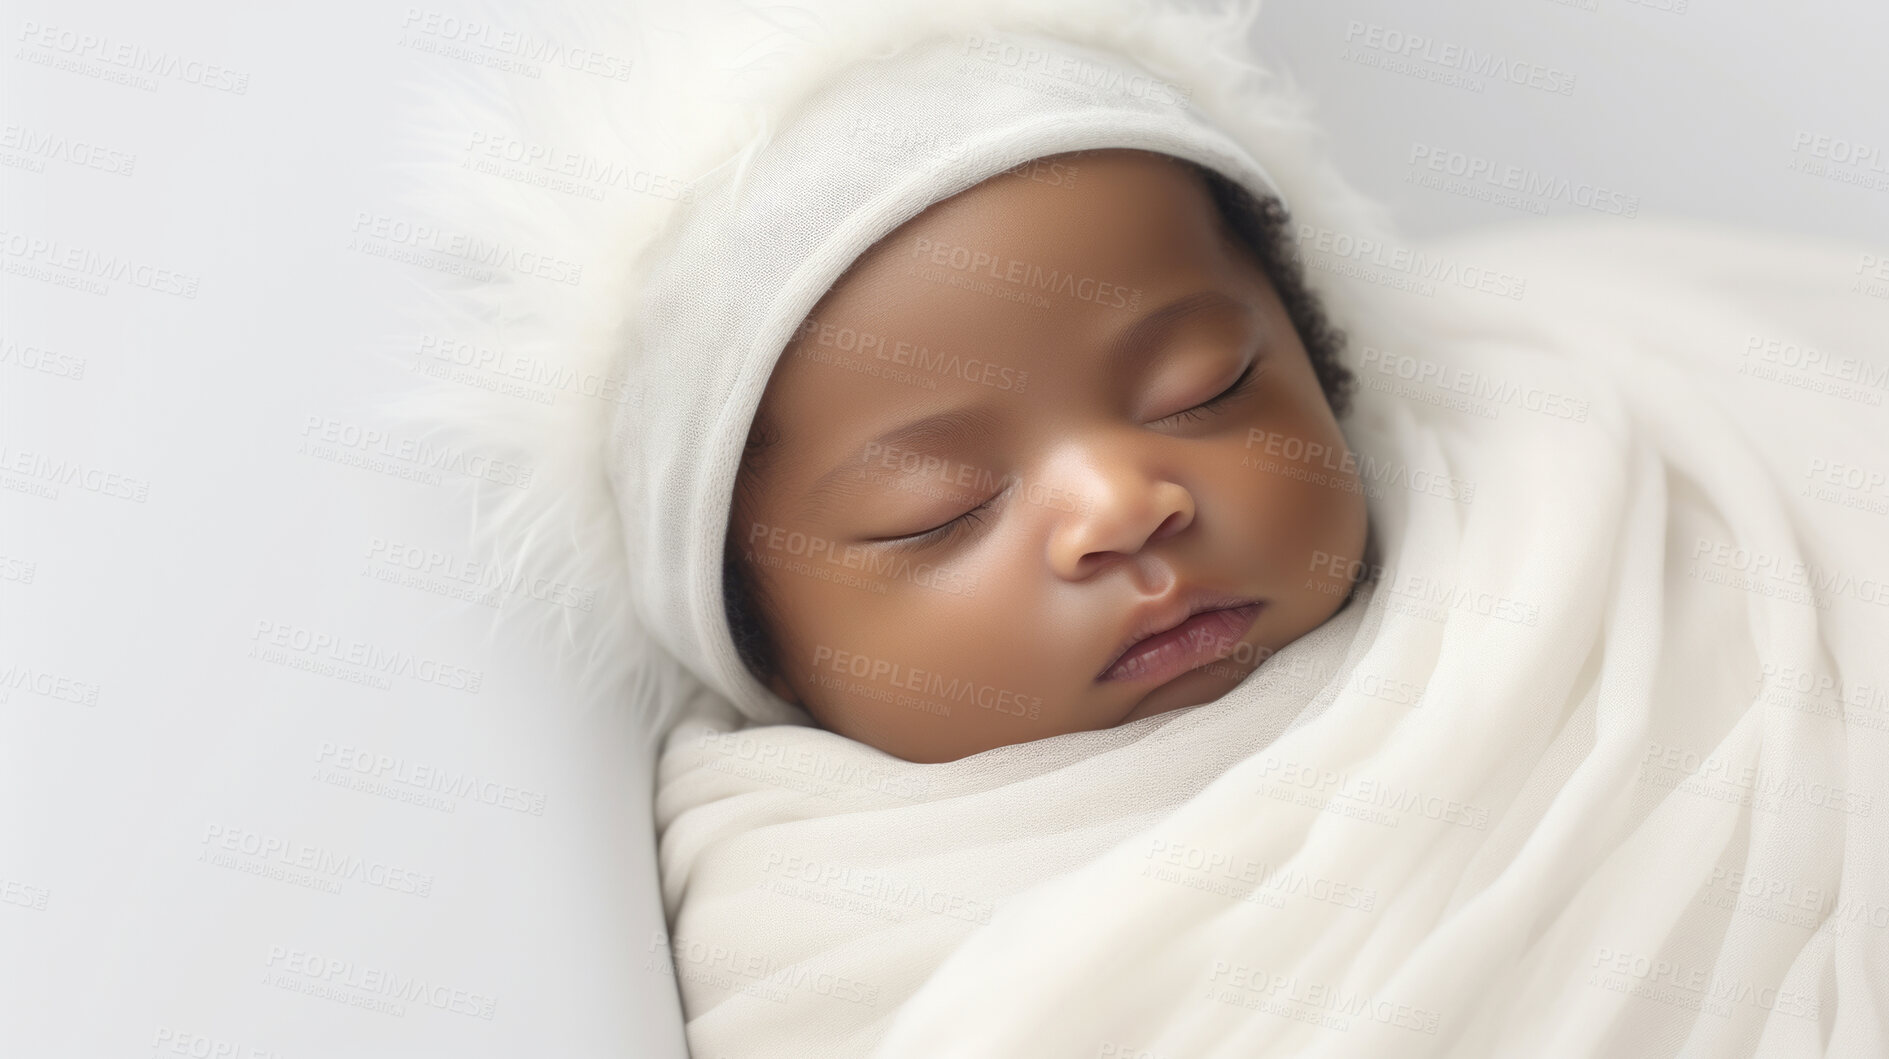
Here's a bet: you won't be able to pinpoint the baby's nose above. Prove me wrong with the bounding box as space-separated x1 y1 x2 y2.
1042 451 1196 581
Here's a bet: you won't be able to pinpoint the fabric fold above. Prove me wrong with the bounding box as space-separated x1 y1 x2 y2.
655 219 1887 1058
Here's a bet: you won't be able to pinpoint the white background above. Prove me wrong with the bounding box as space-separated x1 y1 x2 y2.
1254 0 1889 244
2 2 1883 1057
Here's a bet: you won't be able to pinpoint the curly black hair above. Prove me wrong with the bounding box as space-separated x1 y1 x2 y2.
724 159 1358 693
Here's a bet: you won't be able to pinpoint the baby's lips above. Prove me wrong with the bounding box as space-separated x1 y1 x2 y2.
1098 599 1266 683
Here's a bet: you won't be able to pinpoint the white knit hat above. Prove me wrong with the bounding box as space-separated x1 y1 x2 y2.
605 8 1397 727
385 0 1400 734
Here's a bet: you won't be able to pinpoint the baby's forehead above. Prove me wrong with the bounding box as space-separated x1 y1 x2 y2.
811 153 1250 329
743 151 1282 460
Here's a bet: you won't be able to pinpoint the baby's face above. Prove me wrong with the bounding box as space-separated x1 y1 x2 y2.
732 148 1368 763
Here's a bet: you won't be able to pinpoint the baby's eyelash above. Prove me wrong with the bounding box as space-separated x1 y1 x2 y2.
1166 358 1262 423
871 362 1259 551
899 506 986 548
889 491 1000 550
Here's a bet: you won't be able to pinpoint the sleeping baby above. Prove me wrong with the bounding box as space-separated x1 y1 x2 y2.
720 148 1373 763
599 10 1878 1056
607 17 1398 771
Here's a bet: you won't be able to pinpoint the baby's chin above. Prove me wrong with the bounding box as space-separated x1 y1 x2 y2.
1112 661 1250 726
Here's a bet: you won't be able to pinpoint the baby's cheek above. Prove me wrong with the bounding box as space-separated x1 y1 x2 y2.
792 555 1025 682
822 590 1065 759
1246 450 1371 604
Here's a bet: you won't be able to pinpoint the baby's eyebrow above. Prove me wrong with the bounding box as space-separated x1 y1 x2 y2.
1104 289 1255 377
799 404 1003 522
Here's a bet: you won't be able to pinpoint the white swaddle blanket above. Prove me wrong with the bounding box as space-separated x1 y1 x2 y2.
653 218 1889 1058
367 0 1886 1051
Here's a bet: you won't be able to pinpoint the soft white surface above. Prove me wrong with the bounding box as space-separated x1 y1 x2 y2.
0 2 685 1056
655 217 1889 1058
